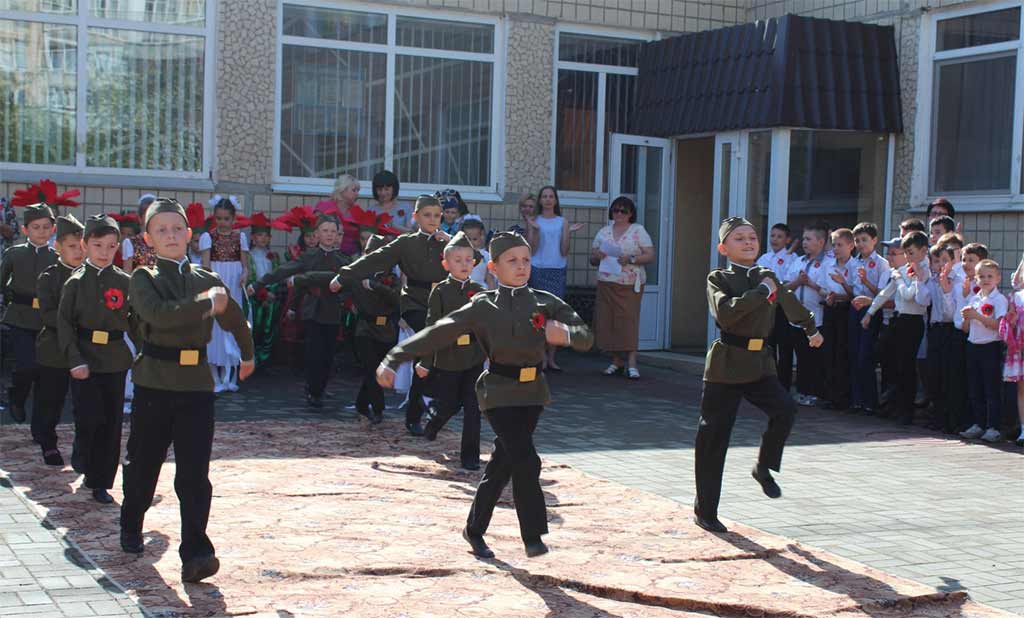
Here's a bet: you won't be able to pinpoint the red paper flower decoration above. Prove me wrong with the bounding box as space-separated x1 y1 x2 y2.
466 290 477 299
397 209 406 217
272 206 318 234
813 261 820 269
981 303 994 316
380 275 396 287
973 285 981 294
907 265 915 277
185 203 207 232
344 206 400 236
868 260 876 269
767 290 777 303
255 287 270 303
266 251 278 262
531 312 546 331
103 288 124 311
11 179 80 208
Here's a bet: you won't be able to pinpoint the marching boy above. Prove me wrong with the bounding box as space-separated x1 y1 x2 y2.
696 217 822 534
376 232 593 559
57 215 133 504
34 214 85 466
417 231 487 470
119 198 254 584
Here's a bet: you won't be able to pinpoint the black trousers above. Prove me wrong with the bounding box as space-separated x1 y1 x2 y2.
70 371 126 489
890 314 925 417
303 321 340 398
32 366 70 451
926 324 954 428
426 366 483 467
121 386 216 563
793 324 825 398
403 310 428 424
944 329 969 430
823 303 851 407
467 405 546 541
9 326 40 410
967 341 1003 430
695 377 796 520
354 335 392 414
848 307 881 410
769 307 794 391
876 319 895 397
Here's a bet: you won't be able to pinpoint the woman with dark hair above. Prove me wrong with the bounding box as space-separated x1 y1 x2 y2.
528 185 584 371
590 195 655 379
369 170 411 232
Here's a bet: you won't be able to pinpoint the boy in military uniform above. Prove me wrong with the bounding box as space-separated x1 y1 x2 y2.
58 215 134 504
120 198 254 584
248 215 350 408
696 217 822 534
34 214 85 466
377 232 593 559
335 195 450 435
1 203 58 423
416 231 486 470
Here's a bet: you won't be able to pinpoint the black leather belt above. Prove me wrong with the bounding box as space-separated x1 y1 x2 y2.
488 362 542 383
720 331 766 351
406 278 437 290
142 341 206 366
10 292 38 308
79 329 125 345
932 321 954 327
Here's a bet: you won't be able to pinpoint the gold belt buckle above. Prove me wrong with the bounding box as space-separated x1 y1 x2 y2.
31 298 40 309
518 367 537 383
91 330 109 345
375 316 387 326
747 338 764 352
457 334 471 346
179 349 200 366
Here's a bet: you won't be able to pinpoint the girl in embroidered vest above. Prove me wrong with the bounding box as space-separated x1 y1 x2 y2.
200 196 250 392
122 195 157 272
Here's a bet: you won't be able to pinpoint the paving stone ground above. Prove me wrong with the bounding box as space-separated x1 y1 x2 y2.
1 350 1022 615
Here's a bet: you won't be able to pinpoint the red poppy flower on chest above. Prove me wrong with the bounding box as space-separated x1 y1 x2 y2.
397 209 406 217
777 258 784 266
466 290 477 299
973 285 981 294
868 260 876 269
907 265 915 277
531 312 546 331
981 303 994 317
813 261 820 269
103 288 124 311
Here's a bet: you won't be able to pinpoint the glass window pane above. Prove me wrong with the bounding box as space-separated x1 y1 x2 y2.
396 17 493 53
788 131 888 236
282 4 386 44
932 55 1015 193
87 28 204 171
717 143 731 269
602 73 637 192
558 33 642 67
937 8 1020 51
393 55 492 186
0 20 76 166
640 146 662 285
746 130 771 243
0 0 75 14
555 69 597 191
90 0 205 27
279 45 385 180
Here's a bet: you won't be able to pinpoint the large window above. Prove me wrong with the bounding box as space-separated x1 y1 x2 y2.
0 1 213 175
927 4 1024 197
553 31 646 197
277 4 499 192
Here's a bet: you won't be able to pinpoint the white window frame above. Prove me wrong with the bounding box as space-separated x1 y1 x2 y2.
551 25 654 207
272 0 506 202
0 3 217 180
911 0 1024 212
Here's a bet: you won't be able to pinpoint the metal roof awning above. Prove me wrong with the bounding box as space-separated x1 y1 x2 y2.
635 14 903 136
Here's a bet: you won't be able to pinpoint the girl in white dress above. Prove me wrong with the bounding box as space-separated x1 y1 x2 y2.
200 195 250 392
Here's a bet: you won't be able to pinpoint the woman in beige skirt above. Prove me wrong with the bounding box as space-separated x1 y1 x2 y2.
590 196 656 379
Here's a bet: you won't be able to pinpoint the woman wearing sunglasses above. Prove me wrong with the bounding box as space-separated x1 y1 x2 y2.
590 195 656 379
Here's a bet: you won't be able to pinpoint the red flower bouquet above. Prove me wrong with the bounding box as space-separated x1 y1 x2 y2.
103 288 124 311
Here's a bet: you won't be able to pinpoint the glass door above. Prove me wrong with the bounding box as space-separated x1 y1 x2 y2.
608 134 673 350
708 132 746 348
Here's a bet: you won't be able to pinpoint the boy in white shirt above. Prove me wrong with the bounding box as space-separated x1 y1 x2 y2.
925 244 957 432
758 223 798 389
944 242 987 432
847 223 888 415
959 259 1007 442
823 228 857 409
461 217 495 289
784 222 837 406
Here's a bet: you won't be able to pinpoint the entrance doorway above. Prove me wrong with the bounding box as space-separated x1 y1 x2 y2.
670 137 714 353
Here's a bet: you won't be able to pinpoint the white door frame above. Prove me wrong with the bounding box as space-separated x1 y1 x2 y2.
706 132 749 349
608 133 675 350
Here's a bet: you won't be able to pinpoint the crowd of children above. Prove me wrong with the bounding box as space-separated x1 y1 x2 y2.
759 198 1024 446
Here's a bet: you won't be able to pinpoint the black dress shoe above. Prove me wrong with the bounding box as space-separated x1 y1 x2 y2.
693 513 728 533
306 393 323 409
181 554 220 583
120 531 144 554
42 449 64 466
462 461 480 471
462 528 494 558
92 489 114 504
9 398 26 424
751 465 782 499
523 538 549 557
406 421 424 437
370 410 383 425
357 408 372 420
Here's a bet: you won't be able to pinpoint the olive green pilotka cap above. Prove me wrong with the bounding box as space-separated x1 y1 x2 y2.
414 194 441 213
144 197 188 230
316 213 340 229
22 203 55 227
718 216 755 243
444 230 483 265
489 231 530 261
83 214 119 240
55 213 84 239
